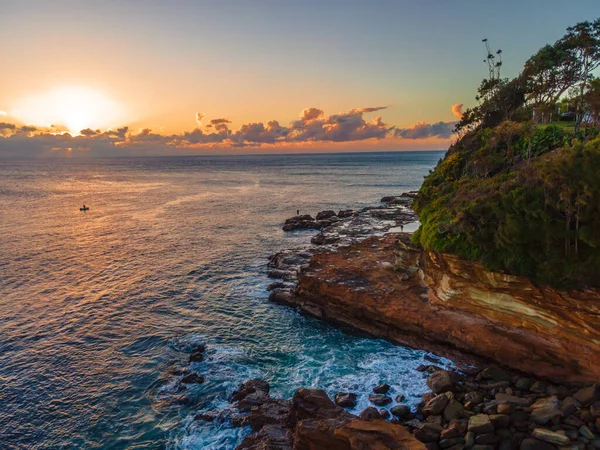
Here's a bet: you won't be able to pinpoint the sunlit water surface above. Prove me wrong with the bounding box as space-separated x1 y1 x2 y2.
0 152 446 449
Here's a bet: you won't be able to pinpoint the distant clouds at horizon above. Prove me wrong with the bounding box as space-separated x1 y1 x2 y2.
0 106 457 158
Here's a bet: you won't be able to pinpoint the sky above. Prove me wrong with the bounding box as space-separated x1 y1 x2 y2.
0 0 598 157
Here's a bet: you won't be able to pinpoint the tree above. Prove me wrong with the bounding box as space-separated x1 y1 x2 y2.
522 43 580 122
585 78 600 126
558 19 600 132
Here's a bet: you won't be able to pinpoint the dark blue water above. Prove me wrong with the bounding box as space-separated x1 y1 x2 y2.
0 151 446 449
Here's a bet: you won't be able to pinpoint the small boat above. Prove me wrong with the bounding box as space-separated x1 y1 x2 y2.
80 207 89 211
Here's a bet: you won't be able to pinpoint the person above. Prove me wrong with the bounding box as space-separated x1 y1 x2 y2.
297 209 299 216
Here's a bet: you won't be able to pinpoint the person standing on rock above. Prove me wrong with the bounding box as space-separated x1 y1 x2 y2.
297 209 299 216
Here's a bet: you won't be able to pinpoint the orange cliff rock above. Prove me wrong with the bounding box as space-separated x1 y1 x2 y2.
281 233 600 383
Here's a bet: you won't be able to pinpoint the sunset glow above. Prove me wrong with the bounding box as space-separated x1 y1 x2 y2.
11 86 125 135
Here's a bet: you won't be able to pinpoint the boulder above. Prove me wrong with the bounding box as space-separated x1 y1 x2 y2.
359 406 382 421
415 423 443 443
580 425 596 440
181 373 205 384
334 392 357 408
292 388 350 421
427 371 454 394
391 404 411 418
237 424 293 449
246 398 292 431
561 397 581 416
444 400 465 422
494 393 531 407
424 395 449 416
574 384 600 406
520 438 556 450
441 419 468 439
231 379 270 403
316 210 337 221
530 396 562 426
468 415 494 435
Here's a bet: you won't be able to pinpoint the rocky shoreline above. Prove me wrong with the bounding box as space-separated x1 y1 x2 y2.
238 193 600 449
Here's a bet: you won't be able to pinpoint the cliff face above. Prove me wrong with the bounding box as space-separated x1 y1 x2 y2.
286 233 600 383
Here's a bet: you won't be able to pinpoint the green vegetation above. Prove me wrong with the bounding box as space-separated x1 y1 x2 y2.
413 19 600 289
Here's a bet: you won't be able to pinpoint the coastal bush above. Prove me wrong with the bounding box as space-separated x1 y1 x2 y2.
414 135 600 288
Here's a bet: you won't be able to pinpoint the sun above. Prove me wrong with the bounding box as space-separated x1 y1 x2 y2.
11 86 126 135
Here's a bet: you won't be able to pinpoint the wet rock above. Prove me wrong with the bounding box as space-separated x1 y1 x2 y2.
374 383 391 394
231 379 270 403
428 371 454 394
369 394 393 406
468 415 494 435
189 344 206 362
334 392 357 408
194 411 219 422
266 282 286 291
520 438 556 450
532 428 570 446
237 424 293 449
246 399 292 431
282 215 321 231
316 210 337 221
424 395 449 416
338 209 355 218
310 233 340 245
391 404 411 418
181 373 205 384
574 384 600 406
397 394 406 402
292 388 349 421
359 406 381 421
379 408 391 420
415 423 443 443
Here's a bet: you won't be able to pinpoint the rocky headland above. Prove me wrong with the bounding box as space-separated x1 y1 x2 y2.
254 193 600 449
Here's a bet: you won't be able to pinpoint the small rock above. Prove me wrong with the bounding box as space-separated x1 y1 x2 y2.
480 367 512 382
441 419 468 439
194 411 219 422
580 426 596 440
532 428 571 446
189 344 206 362
468 415 494 435
531 396 563 425
464 392 484 406
444 400 465 422
497 404 513 415
520 438 556 450
391 404 411 418
368 394 392 406
373 384 391 394
531 381 548 394
562 397 581 416
359 406 381 421
495 393 531 407
396 394 406 402
574 384 600 406
440 437 466 449
334 392 357 408
489 414 511 429
465 431 475 448
516 378 534 391
428 370 454 394
181 373 205 384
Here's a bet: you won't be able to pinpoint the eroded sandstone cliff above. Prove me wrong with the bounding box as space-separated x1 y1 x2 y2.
273 233 600 383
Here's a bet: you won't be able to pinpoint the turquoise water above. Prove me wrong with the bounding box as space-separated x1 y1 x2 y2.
0 152 447 449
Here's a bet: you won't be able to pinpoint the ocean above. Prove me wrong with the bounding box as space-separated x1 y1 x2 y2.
0 151 446 449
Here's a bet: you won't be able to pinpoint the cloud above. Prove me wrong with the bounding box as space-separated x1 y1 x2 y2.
392 121 456 139
0 110 6 116
196 112 205 126
451 103 463 119
0 106 456 158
